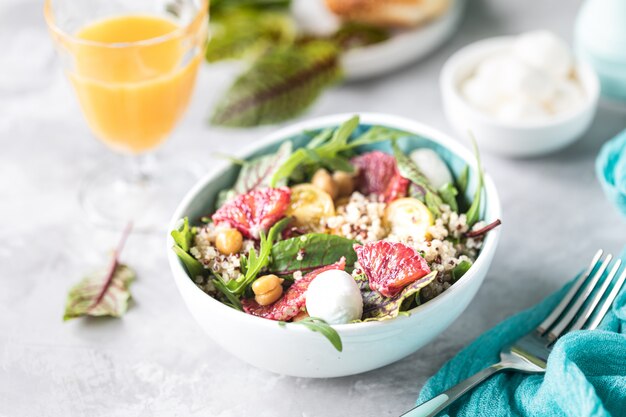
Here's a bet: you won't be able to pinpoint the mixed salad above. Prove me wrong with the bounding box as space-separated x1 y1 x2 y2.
171 116 500 348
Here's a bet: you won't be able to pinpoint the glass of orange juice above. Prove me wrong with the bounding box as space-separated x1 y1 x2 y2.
44 0 208 230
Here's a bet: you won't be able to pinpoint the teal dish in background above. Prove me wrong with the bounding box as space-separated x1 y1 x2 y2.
575 0 626 102
596 129 626 218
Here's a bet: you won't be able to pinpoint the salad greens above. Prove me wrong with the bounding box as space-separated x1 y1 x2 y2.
269 233 358 277
465 137 485 227
355 271 438 321
171 218 205 279
270 116 410 187
205 2 392 127
279 317 343 352
169 117 500 351
391 140 445 217
215 218 291 298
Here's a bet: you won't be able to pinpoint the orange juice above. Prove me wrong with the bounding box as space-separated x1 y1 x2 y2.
70 15 202 154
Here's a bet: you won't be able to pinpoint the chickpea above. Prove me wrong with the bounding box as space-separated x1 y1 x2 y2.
252 274 284 306
312 168 338 199
332 171 355 198
215 228 243 255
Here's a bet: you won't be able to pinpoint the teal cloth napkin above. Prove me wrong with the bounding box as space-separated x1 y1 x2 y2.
597 129 626 217
416 247 626 417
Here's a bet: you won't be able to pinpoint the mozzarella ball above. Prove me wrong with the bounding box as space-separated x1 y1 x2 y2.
410 149 453 189
513 30 572 78
305 270 363 324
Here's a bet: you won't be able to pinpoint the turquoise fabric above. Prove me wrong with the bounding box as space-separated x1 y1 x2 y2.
597 129 626 218
417 248 626 417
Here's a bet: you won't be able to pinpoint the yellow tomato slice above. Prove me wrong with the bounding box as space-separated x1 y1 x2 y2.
384 197 434 240
286 184 335 231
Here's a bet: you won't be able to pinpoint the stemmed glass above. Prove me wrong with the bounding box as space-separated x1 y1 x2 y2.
44 0 208 230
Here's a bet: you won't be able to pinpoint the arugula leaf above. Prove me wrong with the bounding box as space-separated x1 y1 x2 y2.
465 137 484 227
452 260 472 281
211 40 342 127
346 125 410 149
172 246 205 279
171 217 193 251
220 218 290 296
171 217 206 278
269 233 357 277
64 224 135 321
438 183 459 212
458 165 469 196
391 141 444 217
233 141 292 195
213 275 244 311
270 116 359 186
355 271 437 320
205 9 295 63
306 128 333 149
279 317 343 352
211 0 291 12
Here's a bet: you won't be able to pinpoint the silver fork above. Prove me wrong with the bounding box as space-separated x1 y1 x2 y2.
401 249 626 417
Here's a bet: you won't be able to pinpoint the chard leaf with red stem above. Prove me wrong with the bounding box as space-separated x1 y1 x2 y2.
63 224 136 321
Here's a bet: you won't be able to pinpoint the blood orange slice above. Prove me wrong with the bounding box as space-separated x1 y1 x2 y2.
352 151 408 202
242 257 346 321
212 187 291 239
354 241 430 297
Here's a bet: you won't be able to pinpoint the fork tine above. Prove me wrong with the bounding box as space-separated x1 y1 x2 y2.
585 266 626 330
536 249 603 335
546 254 613 342
569 260 621 332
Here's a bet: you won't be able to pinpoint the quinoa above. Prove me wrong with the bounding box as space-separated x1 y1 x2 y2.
328 200 485 303
324 192 387 243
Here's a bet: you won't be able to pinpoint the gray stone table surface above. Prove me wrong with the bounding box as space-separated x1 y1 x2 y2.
1 0 625 416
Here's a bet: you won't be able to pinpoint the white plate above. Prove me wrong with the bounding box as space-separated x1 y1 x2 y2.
341 0 466 80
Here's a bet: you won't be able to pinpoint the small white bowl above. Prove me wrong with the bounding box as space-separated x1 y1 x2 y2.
167 113 501 378
440 37 600 157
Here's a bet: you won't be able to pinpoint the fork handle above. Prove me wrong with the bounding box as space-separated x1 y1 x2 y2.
400 362 511 417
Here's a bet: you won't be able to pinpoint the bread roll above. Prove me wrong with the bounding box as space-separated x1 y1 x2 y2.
324 0 450 28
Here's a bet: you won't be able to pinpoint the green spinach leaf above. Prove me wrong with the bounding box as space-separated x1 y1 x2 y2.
279 317 342 352
233 141 292 194
439 182 459 212
270 233 357 276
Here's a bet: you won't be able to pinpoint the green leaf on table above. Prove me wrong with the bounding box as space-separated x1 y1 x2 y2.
332 22 390 51
205 8 295 63
211 40 342 127
439 182 459 212
391 141 444 217
64 225 135 321
232 141 292 195
64 264 136 321
269 233 357 277
354 271 437 321
465 137 484 227
280 317 343 352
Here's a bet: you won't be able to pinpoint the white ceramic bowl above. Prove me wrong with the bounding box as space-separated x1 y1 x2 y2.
440 37 600 157
167 113 501 378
